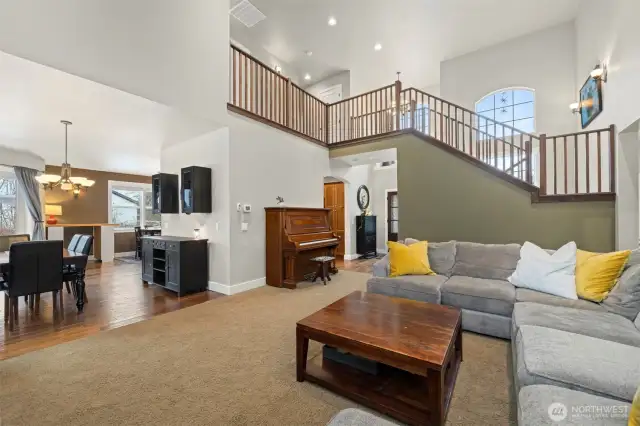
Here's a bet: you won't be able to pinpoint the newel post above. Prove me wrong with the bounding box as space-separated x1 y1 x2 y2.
394 78 402 131
539 134 547 195
325 104 330 144
609 124 616 193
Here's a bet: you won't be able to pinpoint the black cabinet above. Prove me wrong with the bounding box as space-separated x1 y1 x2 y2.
141 236 208 296
356 215 377 259
181 166 212 214
151 173 179 214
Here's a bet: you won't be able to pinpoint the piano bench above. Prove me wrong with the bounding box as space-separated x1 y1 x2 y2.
310 256 336 286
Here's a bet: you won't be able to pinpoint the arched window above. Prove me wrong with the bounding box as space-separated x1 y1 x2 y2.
475 88 535 136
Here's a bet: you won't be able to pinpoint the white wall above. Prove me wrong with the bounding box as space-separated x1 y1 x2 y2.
441 22 578 136
306 71 351 100
160 128 231 286
615 119 640 249
575 0 640 133
227 113 330 287
0 0 229 124
371 165 398 252
327 163 370 258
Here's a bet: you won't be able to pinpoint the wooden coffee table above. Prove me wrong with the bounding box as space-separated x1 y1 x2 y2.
296 291 462 426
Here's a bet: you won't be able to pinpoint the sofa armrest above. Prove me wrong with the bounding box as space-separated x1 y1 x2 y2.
372 255 390 277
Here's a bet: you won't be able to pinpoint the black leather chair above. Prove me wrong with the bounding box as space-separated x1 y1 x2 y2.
3 241 64 331
68 234 81 252
64 235 93 303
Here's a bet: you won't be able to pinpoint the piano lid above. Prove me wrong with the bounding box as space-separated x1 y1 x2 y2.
284 210 331 235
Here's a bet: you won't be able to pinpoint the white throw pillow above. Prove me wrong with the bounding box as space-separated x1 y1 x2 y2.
508 241 578 300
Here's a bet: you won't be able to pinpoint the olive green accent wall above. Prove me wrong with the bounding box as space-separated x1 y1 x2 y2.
330 134 615 252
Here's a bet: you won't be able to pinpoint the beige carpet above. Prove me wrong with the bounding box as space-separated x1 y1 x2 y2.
0 271 515 425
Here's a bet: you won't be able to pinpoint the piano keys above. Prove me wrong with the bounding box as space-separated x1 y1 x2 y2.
265 207 341 289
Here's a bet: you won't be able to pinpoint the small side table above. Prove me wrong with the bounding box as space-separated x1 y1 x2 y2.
310 256 335 285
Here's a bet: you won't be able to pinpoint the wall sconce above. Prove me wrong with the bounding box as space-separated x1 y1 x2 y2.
570 102 580 114
590 63 608 82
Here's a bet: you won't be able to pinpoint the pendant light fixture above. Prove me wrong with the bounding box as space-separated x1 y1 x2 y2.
35 120 95 198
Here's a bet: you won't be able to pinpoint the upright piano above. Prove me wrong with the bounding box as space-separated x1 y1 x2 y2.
265 207 340 289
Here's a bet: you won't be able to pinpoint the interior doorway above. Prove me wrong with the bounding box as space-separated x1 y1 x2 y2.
386 190 398 243
324 182 345 256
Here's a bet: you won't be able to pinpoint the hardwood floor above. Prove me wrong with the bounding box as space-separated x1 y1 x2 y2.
0 255 379 360
0 257 224 360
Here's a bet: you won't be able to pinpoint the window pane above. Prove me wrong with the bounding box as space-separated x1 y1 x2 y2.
0 175 17 235
513 118 535 133
514 89 534 104
514 102 534 120
496 91 514 107
111 189 141 229
143 190 161 227
476 95 495 113
495 106 514 123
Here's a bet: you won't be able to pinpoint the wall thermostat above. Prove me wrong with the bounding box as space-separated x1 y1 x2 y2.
243 204 252 213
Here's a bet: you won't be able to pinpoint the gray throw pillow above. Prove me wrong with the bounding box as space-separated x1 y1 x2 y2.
404 238 456 276
635 312 640 330
601 264 640 321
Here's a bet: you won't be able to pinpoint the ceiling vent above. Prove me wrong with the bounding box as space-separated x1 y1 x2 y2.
230 0 266 28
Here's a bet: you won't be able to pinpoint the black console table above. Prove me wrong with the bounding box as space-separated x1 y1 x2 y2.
141 236 208 296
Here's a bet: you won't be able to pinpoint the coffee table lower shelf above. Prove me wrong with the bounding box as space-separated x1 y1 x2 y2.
303 353 461 426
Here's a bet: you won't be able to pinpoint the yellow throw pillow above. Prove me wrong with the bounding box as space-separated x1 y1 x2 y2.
388 241 435 278
630 386 640 426
575 249 631 302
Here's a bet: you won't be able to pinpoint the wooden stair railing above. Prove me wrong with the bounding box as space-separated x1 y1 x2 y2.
227 45 615 199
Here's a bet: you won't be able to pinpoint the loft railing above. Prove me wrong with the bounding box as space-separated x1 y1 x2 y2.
540 126 616 195
229 45 326 143
398 88 536 185
227 45 615 198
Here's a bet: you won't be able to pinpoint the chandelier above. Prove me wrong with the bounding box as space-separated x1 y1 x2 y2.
35 120 95 198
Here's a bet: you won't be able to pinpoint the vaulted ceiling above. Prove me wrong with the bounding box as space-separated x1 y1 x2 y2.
231 0 583 94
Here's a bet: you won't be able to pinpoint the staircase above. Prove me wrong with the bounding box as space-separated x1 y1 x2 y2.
228 45 616 202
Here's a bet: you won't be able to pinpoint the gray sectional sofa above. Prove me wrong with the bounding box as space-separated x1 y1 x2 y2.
366 240 640 425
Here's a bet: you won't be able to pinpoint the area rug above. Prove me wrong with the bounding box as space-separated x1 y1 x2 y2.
0 271 514 425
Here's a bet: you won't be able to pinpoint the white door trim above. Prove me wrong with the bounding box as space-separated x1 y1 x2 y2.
383 188 398 253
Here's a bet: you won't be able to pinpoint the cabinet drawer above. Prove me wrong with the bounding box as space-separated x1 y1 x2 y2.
166 242 179 251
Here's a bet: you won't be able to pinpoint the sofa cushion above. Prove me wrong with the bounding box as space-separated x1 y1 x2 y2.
441 276 515 316
366 275 447 304
636 312 640 331
405 239 456 276
512 302 640 347
518 385 630 426
602 264 640 321
515 325 640 401
451 242 521 280
515 288 603 312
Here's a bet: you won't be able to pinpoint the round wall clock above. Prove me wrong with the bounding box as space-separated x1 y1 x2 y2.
357 185 370 211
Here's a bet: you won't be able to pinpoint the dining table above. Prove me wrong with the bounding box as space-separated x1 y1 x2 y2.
0 248 89 312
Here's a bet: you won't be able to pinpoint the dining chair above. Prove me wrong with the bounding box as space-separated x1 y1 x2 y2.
64 235 92 302
0 234 30 252
134 226 142 260
3 241 63 331
67 234 81 252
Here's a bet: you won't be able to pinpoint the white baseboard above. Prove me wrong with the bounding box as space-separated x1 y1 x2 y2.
208 277 266 295
377 249 387 255
343 254 360 261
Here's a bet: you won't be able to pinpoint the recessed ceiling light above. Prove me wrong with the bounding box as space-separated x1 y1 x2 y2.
304 73 311 81
328 17 337 26
305 50 313 56
374 43 382 51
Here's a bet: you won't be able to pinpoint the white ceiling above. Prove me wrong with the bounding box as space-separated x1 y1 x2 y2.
0 51 217 176
231 0 583 93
